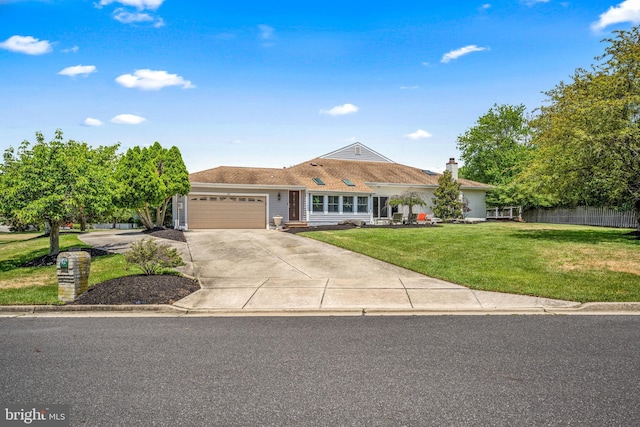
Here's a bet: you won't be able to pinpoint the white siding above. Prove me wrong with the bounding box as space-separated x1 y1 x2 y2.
461 189 486 221
321 143 393 163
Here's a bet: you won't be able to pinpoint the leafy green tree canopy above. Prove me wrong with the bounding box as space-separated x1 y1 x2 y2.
115 142 190 229
457 103 532 186
0 130 119 254
456 103 536 208
524 26 640 220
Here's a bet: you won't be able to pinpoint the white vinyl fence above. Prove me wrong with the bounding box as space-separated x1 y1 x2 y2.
522 207 638 229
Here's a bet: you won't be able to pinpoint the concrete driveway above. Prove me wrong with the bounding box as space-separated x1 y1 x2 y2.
78 228 579 313
174 229 578 312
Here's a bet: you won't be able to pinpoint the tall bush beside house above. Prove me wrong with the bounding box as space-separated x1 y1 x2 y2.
115 142 190 230
432 171 463 221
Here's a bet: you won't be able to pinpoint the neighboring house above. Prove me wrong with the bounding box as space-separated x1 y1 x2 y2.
173 142 490 229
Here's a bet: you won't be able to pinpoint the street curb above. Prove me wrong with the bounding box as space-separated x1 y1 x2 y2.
0 304 187 314
549 302 640 312
1 302 640 316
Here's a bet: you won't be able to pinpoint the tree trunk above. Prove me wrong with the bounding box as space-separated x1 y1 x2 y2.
48 220 60 255
155 198 170 228
80 215 87 232
136 206 154 230
636 199 640 231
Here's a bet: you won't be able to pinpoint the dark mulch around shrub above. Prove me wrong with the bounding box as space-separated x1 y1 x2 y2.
20 247 114 268
143 227 186 242
285 223 436 234
72 274 200 305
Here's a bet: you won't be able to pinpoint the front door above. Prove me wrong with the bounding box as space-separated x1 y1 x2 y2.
289 191 300 221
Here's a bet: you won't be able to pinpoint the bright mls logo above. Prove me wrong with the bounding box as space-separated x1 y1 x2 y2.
2 405 69 426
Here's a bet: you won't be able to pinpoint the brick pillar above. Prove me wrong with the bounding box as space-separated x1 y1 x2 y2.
57 251 91 302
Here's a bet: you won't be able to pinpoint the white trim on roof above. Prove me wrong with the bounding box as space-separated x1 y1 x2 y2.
320 142 394 163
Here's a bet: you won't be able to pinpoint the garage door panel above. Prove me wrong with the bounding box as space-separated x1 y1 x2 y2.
188 195 266 229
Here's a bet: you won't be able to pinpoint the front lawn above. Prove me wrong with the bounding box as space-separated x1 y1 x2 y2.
0 232 135 305
300 222 640 302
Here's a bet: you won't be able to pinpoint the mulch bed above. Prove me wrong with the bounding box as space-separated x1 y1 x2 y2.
72 274 200 305
143 227 187 242
20 247 113 268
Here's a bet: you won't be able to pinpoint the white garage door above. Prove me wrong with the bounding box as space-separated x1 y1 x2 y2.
188 195 266 229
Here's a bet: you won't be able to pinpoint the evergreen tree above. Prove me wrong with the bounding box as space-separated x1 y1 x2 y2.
432 171 463 220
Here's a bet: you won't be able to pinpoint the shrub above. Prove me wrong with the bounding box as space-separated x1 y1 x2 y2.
124 237 185 275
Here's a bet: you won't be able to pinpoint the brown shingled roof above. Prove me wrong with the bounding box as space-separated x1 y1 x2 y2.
189 158 489 191
189 166 301 186
287 158 489 190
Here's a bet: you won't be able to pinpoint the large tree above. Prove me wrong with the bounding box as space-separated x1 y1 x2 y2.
115 142 190 229
457 103 535 207
67 142 120 231
523 27 640 221
0 130 119 254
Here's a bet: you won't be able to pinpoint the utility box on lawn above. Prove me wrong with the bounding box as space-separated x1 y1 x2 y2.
57 251 91 302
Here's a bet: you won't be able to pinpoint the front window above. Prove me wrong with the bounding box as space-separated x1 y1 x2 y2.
312 195 324 212
343 196 354 213
357 196 368 213
328 196 339 212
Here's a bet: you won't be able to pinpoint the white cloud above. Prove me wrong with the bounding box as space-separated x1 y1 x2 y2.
113 9 154 23
481 4 491 9
400 85 419 90
83 118 104 127
98 0 164 26
258 24 275 39
58 65 97 77
0 35 52 55
404 129 432 140
115 69 195 90
63 45 79 53
592 0 640 30
320 103 359 116
522 0 549 5
97 0 163 10
111 114 147 125
441 45 487 63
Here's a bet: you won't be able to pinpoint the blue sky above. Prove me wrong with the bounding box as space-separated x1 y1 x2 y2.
1 0 639 173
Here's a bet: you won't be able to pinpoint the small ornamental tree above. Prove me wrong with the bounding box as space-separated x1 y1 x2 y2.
388 190 427 218
432 171 463 220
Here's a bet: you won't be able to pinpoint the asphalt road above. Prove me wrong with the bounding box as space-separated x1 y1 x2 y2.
1 316 639 426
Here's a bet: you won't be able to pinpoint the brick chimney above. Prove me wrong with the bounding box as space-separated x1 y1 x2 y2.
446 157 458 181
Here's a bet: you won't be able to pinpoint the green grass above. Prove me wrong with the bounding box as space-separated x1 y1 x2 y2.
301 222 640 302
0 232 136 305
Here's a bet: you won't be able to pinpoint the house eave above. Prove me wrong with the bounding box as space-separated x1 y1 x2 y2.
365 182 439 189
190 182 306 191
